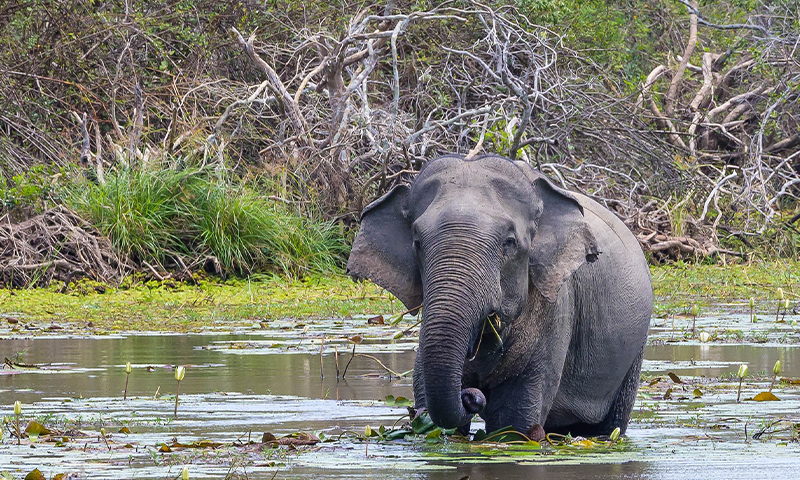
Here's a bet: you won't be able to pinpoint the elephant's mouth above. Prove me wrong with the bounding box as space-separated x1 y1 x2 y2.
467 312 504 361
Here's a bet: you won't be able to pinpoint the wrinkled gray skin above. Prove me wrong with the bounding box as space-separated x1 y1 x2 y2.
347 154 652 439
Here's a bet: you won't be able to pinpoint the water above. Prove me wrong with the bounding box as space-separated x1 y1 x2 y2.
1 314 799 479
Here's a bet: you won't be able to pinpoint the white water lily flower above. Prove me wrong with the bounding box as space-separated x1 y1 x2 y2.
699 332 711 342
175 365 186 382
737 364 748 378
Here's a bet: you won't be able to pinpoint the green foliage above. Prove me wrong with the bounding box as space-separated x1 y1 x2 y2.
0 165 70 213
65 164 345 277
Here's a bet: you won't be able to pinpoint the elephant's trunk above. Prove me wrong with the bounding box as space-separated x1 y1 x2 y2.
419 232 498 429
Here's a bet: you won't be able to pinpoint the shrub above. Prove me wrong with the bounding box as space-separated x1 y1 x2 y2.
66 165 345 277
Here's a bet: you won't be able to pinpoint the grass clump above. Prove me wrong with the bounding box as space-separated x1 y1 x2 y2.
66 165 344 277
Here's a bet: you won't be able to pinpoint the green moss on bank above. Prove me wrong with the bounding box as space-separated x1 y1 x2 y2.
0 275 397 332
1 262 797 333
652 260 799 315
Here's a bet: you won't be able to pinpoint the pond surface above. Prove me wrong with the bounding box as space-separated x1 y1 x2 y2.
1 313 800 479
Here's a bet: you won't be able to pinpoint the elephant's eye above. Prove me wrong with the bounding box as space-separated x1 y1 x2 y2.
413 239 421 250
502 236 517 254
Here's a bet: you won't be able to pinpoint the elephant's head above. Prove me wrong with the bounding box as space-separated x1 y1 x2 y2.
347 154 599 429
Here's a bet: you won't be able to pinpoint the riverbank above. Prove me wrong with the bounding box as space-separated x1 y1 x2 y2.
0 262 797 333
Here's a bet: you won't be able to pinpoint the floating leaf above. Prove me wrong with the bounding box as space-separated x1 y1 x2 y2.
663 388 673 400
159 444 172 452
411 413 437 435
348 335 363 344
25 421 53 436
24 469 45 480
751 391 780 401
118 427 131 434
262 431 320 446
476 426 530 444
668 372 682 384
426 428 443 440
692 388 703 398
384 395 413 407
367 315 384 325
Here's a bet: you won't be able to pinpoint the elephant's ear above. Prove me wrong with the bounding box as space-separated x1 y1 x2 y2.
346 185 423 312
528 176 600 303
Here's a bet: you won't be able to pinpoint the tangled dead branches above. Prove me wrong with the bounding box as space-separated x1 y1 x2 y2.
0 206 123 288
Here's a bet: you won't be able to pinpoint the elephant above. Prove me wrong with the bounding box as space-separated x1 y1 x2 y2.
347 154 652 440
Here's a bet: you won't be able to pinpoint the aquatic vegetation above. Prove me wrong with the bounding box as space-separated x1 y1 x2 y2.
13 400 21 445
123 362 132 401
174 366 186 419
736 364 748 402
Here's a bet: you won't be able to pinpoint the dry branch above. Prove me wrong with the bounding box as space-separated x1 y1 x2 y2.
0 206 123 288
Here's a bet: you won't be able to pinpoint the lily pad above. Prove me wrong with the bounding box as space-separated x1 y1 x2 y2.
384 395 414 407
750 391 780 401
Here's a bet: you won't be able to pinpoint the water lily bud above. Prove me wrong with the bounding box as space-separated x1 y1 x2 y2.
749 297 754 308
181 466 189 480
100 428 106 437
778 288 784 300
691 305 699 317
125 362 132 374
773 360 781 376
737 364 748 379
175 365 186 382
14 401 21 416
699 332 711 342
302 325 309 335
609 427 620 442
364 425 372 437
392 331 404 339
784 299 790 309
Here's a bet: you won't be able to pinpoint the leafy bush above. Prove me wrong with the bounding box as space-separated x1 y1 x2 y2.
66 165 345 277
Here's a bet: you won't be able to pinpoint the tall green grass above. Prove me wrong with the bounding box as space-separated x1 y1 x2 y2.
66 166 345 277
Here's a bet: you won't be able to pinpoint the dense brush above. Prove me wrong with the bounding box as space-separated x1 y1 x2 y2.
67 166 344 277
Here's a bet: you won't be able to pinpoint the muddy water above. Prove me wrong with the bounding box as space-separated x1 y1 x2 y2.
1 316 799 479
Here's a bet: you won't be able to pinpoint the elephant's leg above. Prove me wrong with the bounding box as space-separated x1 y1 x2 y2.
598 343 645 435
481 376 547 441
547 344 645 438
